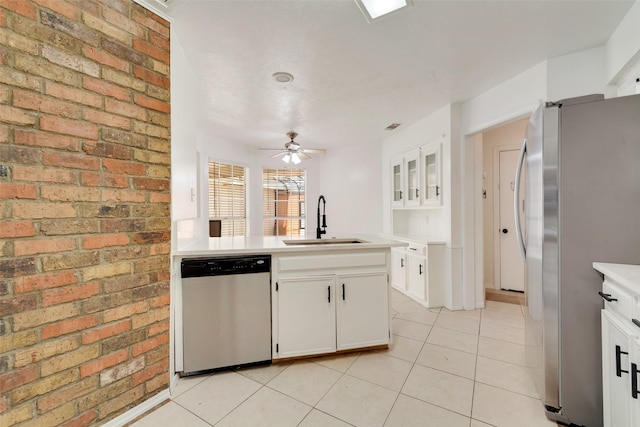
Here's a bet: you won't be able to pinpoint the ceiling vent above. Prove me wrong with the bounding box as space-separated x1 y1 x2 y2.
385 123 402 130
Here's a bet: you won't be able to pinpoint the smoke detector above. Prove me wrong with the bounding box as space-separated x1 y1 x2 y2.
272 72 294 83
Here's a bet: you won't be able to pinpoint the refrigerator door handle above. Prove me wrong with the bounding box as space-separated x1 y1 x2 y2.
514 138 527 260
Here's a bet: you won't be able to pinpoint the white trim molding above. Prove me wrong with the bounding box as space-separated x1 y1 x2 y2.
102 388 170 427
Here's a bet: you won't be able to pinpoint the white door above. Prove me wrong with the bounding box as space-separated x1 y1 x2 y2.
336 272 389 351
602 310 634 427
499 150 525 291
277 276 336 358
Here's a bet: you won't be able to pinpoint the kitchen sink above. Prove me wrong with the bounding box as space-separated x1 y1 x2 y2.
282 238 367 245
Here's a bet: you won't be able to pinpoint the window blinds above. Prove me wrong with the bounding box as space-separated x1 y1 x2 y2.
208 161 246 236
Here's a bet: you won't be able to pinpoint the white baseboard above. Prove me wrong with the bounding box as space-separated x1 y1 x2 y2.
102 388 170 427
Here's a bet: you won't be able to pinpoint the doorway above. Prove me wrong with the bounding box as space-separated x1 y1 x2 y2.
496 148 524 292
480 119 528 301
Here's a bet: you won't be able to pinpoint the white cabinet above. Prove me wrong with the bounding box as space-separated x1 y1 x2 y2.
421 142 442 206
391 241 444 308
390 143 442 209
595 263 640 427
277 276 336 358
631 336 640 425
273 251 391 359
391 157 404 208
602 309 634 427
336 272 389 350
406 248 426 301
405 149 421 207
390 247 406 291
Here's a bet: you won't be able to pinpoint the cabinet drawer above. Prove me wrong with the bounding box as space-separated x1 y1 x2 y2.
603 280 634 321
406 243 426 256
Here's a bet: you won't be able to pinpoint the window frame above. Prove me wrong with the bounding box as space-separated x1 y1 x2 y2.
262 168 306 237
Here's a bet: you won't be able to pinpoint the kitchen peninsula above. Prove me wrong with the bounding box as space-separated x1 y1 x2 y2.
173 235 406 373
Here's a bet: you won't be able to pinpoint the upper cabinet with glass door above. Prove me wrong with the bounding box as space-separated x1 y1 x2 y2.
391 156 404 208
420 142 442 206
391 143 442 209
404 149 421 207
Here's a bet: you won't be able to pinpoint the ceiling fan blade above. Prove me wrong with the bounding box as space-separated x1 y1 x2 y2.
297 151 311 160
259 148 284 151
302 148 326 154
270 152 286 158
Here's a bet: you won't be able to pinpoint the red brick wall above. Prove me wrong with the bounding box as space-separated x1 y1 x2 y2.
0 1 171 425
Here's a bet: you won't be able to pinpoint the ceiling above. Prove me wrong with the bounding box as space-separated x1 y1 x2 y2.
157 0 633 151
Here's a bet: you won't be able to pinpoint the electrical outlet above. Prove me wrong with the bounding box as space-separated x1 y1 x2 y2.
0 165 8 177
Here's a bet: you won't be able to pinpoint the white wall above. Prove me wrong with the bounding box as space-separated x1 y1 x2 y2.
170 29 199 222
547 47 606 101
318 141 383 235
606 0 640 84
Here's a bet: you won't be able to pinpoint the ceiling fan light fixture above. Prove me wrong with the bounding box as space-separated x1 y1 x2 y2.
355 0 411 21
282 153 291 164
290 153 301 165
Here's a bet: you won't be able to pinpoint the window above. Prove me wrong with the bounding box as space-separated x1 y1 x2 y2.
263 168 306 237
208 161 246 236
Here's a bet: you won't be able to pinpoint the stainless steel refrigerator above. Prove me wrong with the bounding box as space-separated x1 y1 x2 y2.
514 93 640 426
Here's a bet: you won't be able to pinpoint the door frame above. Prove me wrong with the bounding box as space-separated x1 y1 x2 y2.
492 144 522 291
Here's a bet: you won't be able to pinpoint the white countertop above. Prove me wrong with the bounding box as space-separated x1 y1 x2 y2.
593 262 640 293
381 233 446 245
173 234 407 257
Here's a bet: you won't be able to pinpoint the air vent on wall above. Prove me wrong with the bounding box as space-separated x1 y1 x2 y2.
385 123 402 130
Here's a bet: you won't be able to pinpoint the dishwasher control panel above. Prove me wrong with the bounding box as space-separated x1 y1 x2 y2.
181 255 271 278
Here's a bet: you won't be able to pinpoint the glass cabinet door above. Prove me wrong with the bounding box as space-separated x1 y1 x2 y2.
392 159 403 207
421 143 441 206
405 150 420 207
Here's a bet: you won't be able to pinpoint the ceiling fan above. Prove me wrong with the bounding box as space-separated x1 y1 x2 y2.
261 132 326 164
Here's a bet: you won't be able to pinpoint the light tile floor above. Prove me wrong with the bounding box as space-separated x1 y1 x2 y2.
132 290 558 427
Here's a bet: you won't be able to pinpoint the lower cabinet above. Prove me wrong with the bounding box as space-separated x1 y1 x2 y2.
337 272 389 351
273 252 391 360
390 248 406 291
602 309 634 427
277 276 336 358
596 263 640 427
391 241 444 308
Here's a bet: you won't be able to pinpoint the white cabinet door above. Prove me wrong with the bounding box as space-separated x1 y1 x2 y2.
405 149 421 207
390 248 406 291
277 276 336 358
406 251 426 302
336 272 389 351
602 309 635 427
421 142 442 206
391 157 404 208
631 336 640 427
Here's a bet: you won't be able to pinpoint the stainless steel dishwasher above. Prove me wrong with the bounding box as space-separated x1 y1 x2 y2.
180 255 271 375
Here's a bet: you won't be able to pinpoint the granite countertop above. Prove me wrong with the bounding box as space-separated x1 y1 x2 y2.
173 234 407 257
593 262 640 293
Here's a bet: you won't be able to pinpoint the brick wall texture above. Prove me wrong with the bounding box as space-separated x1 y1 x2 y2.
0 0 171 425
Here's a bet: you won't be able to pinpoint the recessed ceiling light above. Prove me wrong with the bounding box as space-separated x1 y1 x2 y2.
385 123 402 130
272 72 294 83
355 0 412 22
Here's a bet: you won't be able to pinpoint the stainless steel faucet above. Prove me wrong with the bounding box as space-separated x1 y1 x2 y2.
316 195 326 239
